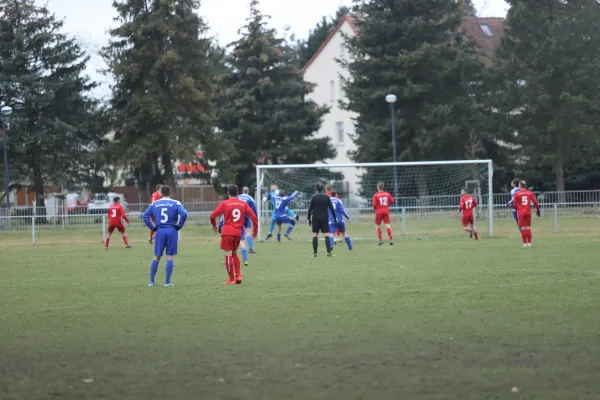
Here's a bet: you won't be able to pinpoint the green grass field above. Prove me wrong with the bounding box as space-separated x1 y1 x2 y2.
1 218 599 399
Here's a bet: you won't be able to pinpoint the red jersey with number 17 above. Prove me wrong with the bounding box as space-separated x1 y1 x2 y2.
459 195 477 217
150 191 161 204
373 191 394 214
108 203 129 226
210 198 258 237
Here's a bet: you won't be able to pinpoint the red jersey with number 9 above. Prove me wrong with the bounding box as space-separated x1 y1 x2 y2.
210 198 258 237
373 191 394 213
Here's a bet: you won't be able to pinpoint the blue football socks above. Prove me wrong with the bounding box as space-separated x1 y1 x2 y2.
285 225 294 236
246 235 253 250
241 248 248 262
150 259 159 283
277 232 281 242
329 236 335 248
165 259 174 284
268 221 276 234
345 236 352 250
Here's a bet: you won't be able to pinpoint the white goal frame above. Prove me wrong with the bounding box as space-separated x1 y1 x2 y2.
256 160 494 238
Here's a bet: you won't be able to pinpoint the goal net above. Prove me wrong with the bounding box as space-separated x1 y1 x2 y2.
256 161 493 240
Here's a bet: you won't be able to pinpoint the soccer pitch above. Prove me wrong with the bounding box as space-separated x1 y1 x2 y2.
1 219 599 399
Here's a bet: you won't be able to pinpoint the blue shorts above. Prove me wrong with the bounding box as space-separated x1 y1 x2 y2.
275 216 293 225
512 210 518 221
329 221 346 234
154 227 178 256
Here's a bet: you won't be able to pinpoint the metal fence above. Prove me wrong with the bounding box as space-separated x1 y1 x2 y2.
1 191 599 244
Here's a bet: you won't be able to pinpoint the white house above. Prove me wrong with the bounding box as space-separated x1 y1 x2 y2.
302 16 361 197
302 15 505 198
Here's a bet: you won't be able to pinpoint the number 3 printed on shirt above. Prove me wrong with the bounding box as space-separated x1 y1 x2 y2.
160 208 168 223
232 209 241 222
111 209 117 218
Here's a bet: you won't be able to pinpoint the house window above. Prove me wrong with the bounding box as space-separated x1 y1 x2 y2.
340 43 345 57
480 24 493 36
335 121 344 144
330 80 335 102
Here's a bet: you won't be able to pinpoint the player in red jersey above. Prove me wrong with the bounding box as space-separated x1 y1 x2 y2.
148 184 162 244
210 184 258 285
512 180 541 247
458 188 478 240
325 184 341 243
105 196 131 249
372 182 394 245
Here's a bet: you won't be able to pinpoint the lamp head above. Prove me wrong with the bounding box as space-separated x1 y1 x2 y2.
385 94 397 104
1 106 12 116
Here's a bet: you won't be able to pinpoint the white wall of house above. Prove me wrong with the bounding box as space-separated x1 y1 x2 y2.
304 19 362 198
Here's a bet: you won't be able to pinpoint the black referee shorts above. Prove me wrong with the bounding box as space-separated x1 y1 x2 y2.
312 217 329 234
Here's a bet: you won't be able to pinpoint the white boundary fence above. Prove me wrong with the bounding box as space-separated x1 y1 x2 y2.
1 190 600 245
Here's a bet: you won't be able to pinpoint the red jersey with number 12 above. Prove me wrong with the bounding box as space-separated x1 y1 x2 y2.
210 198 258 237
459 195 477 217
150 191 161 204
373 191 394 213
513 189 540 216
108 203 129 226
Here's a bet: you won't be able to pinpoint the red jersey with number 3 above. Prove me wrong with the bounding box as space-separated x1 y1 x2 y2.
373 191 394 214
513 189 540 216
108 203 129 226
210 198 258 237
459 195 477 217
150 191 161 204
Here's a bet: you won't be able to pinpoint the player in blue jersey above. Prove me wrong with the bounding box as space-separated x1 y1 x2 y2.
142 185 188 287
507 178 521 232
271 189 299 242
263 185 299 240
218 187 256 265
328 191 353 250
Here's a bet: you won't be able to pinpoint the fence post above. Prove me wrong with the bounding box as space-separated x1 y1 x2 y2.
553 204 558 232
102 215 106 243
31 216 35 245
401 207 406 235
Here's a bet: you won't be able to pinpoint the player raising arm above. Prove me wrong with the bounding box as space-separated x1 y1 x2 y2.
372 182 394 245
328 190 352 250
307 183 337 257
105 196 131 249
211 185 258 285
273 189 299 242
507 178 521 232
148 184 162 244
143 185 188 287
458 188 478 240
512 181 541 247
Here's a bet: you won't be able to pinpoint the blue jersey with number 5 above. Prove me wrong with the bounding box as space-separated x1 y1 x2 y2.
143 199 188 229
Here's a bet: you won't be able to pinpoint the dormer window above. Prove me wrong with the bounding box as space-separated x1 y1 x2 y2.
480 24 493 36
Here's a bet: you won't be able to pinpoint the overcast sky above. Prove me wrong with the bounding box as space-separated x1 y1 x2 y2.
36 0 509 98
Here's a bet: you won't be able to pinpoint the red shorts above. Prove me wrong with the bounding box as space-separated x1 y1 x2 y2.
461 215 474 226
517 213 531 227
220 235 241 251
375 212 390 225
108 224 125 233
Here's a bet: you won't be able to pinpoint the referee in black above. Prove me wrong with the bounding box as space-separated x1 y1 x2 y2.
307 183 337 257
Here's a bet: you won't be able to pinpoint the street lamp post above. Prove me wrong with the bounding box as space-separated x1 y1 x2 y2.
1 105 12 213
385 94 399 204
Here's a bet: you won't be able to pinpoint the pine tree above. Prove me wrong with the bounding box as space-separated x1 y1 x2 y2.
493 0 600 191
0 0 94 211
341 0 487 197
216 0 335 190
295 6 350 68
103 0 219 198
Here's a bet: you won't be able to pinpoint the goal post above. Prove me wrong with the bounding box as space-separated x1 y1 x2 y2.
256 160 494 239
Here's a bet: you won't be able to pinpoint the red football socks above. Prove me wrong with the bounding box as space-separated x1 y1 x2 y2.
386 227 393 240
122 235 129 245
224 256 234 280
527 230 532 243
105 237 110 248
376 227 382 240
521 230 527 244
232 253 241 276
150 230 155 239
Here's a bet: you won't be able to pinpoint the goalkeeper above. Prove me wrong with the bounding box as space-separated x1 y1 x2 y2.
263 185 299 240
